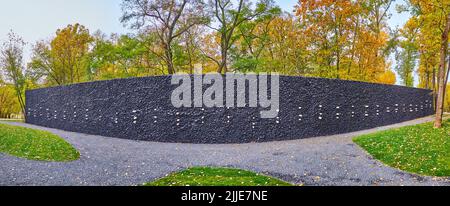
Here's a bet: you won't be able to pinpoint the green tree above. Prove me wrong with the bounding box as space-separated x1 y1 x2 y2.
120 0 208 74
205 0 279 73
0 32 27 117
0 84 21 119
89 33 154 80
231 3 281 73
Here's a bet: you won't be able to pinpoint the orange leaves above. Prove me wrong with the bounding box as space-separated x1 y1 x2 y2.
294 0 394 83
30 24 93 86
402 0 450 89
51 24 92 57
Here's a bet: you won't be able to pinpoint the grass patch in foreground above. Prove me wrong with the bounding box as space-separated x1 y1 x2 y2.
145 167 293 186
0 123 79 162
354 119 450 177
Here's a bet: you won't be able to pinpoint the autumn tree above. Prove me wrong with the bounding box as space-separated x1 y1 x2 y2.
395 17 419 87
416 22 440 90
0 84 21 119
296 0 360 79
0 32 27 117
260 14 310 75
120 0 208 74
295 0 396 84
435 13 450 128
400 0 450 128
360 0 396 84
29 24 93 86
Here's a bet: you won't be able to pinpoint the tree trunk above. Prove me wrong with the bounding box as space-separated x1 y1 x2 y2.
434 14 450 128
165 44 175 75
17 94 26 120
187 41 194 74
167 60 175 75
218 46 228 74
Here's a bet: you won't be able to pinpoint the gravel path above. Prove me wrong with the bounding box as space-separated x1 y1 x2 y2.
1 116 449 186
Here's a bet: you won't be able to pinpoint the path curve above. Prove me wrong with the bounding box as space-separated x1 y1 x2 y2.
1 117 449 186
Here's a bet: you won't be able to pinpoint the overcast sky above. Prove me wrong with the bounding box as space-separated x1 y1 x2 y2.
0 0 412 84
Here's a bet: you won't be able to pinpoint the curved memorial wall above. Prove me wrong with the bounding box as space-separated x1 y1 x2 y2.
25 76 434 144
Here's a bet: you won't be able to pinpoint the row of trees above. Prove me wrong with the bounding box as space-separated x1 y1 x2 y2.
0 0 449 126
394 0 450 127
22 0 398 87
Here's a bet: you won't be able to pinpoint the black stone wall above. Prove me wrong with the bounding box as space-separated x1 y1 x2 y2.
25 76 434 144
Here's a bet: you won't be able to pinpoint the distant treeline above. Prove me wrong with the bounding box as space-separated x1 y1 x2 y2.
1 0 450 119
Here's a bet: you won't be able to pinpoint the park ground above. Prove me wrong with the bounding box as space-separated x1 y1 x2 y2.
0 116 449 186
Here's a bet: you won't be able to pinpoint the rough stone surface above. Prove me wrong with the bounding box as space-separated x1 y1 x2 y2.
25 76 434 144
0 117 448 186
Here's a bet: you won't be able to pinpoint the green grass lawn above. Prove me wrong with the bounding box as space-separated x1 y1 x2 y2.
0 123 79 162
145 167 293 186
354 119 450 177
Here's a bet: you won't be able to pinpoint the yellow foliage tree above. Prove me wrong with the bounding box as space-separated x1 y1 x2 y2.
29 24 93 86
